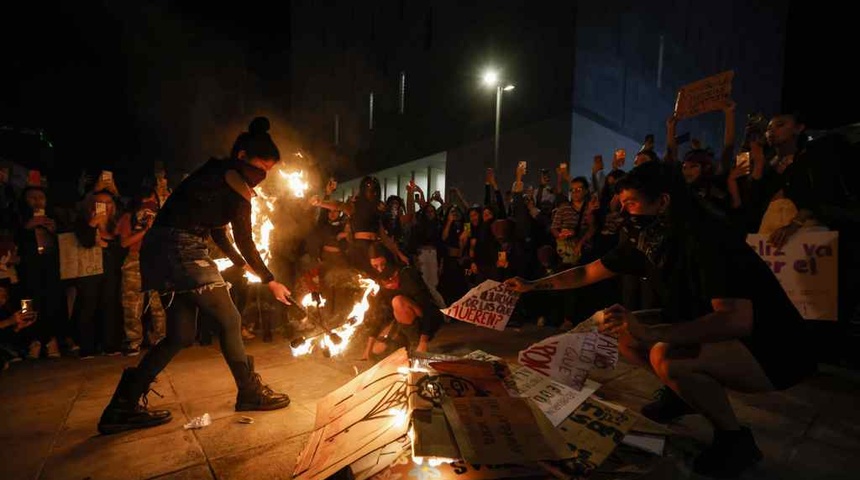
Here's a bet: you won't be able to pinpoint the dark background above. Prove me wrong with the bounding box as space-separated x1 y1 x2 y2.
0 1 853 194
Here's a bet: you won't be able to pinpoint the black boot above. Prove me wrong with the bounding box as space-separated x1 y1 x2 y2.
228 356 290 411
97 367 172 435
693 427 763 477
641 385 696 424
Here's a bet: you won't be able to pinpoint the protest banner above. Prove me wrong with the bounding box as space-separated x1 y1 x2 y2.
557 397 637 477
674 70 734 120
518 330 618 390
58 232 103 280
442 397 574 465
441 280 520 331
502 365 600 427
746 231 838 320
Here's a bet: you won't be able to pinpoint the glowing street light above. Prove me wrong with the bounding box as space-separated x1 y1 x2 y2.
481 68 515 171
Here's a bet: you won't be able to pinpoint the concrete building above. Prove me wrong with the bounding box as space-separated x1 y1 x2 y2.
290 1 788 203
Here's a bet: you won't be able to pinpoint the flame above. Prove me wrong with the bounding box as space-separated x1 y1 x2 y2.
215 167 306 283
279 170 309 198
388 408 408 428
291 276 380 357
300 293 326 308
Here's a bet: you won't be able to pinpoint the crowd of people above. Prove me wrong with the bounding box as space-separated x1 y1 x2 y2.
1 163 175 370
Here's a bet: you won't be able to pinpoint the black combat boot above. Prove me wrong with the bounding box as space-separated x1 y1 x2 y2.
228 355 291 411
97 367 173 435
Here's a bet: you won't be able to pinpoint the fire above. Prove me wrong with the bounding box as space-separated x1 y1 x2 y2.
300 293 326 308
214 166 307 283
279 170 309 198
290 277 380 357
388 408 408 428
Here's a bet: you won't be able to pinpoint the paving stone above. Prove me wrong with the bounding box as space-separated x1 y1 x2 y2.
193 403 315 460
151 464 215 480
209 434 309 480
41 429 206 480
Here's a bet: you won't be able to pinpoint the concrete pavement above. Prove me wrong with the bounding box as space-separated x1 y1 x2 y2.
1 323 859 479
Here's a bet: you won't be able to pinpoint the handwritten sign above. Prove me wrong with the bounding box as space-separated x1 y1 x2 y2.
518 331 618 390
503 365 600 427
746 231 838 320
557 398 637 477
58 232 103 280
441 280 520 331
674 70 734 120
442 397 574 465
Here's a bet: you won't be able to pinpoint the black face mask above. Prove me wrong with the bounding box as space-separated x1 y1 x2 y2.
621 211 670 265
230 159 268 187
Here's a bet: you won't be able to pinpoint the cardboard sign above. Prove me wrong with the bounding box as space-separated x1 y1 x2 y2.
674 70 734 120
503 365 600 427
518 331 618 390
746 231 839 320
441 280 520 331
58 232 103 279
351 435 411 480
294 349 410 480
442 397 574 465
557 398 637 477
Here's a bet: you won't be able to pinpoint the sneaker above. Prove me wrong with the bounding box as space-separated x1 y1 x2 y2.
641 386 696 424
65 337 81 353
27 341 41 360
124 346 141 357
693 427 763 478
241 327 256 340
46 338 61 358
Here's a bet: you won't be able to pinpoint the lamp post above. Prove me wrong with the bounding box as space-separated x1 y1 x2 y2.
482 69 515 172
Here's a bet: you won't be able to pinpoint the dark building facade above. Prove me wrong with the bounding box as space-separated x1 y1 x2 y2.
290 1 788 202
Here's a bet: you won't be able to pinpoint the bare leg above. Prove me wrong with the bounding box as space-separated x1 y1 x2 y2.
650 341 774 430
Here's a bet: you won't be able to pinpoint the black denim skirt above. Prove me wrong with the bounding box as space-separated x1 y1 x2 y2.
141 226 228 294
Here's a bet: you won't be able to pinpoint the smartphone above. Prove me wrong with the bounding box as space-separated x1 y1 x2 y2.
735 152 751 175
33 209 46 217
95 202 107 215
100 170 113 182
498 251 507 264
614 148 626 160
518 161 527 175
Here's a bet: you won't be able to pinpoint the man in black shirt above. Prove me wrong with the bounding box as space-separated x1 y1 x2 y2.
507 162 815 478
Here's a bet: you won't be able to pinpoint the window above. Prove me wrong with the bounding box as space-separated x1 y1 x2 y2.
399 71 406 114
369 92 375 130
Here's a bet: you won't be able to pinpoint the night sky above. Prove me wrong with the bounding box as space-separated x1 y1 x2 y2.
1 1 853 196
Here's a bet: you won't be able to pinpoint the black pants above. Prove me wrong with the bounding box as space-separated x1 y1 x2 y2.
20 252 67 343
136 286 247 382
76 262 123 355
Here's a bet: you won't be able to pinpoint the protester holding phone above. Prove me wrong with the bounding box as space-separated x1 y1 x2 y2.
73 188 124 359
15 180 66 359
116 187 166 356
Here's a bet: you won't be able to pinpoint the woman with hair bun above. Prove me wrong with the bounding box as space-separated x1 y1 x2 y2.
98 117 294 435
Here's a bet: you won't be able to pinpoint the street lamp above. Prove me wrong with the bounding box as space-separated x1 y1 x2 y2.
482 69 515 172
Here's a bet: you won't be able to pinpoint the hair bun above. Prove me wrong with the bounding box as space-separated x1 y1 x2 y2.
248 117 271 135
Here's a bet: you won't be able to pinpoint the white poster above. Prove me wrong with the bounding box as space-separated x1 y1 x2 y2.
441 280 520 331
518 331 618 390
58 232 103 280
746 231 839 320
503 366 600 426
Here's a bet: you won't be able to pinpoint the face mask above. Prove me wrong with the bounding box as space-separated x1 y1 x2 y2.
231 159 268 187
622 212 669 265
621 212 660 232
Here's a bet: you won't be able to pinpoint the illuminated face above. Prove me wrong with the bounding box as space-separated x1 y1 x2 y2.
370 256 387 274
327 209 340 222
618 189 663 216
681 161 702 184
249 157 278 172
766 115 803 148
25 189 47 210
570 181 587 202
482 208 494 223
